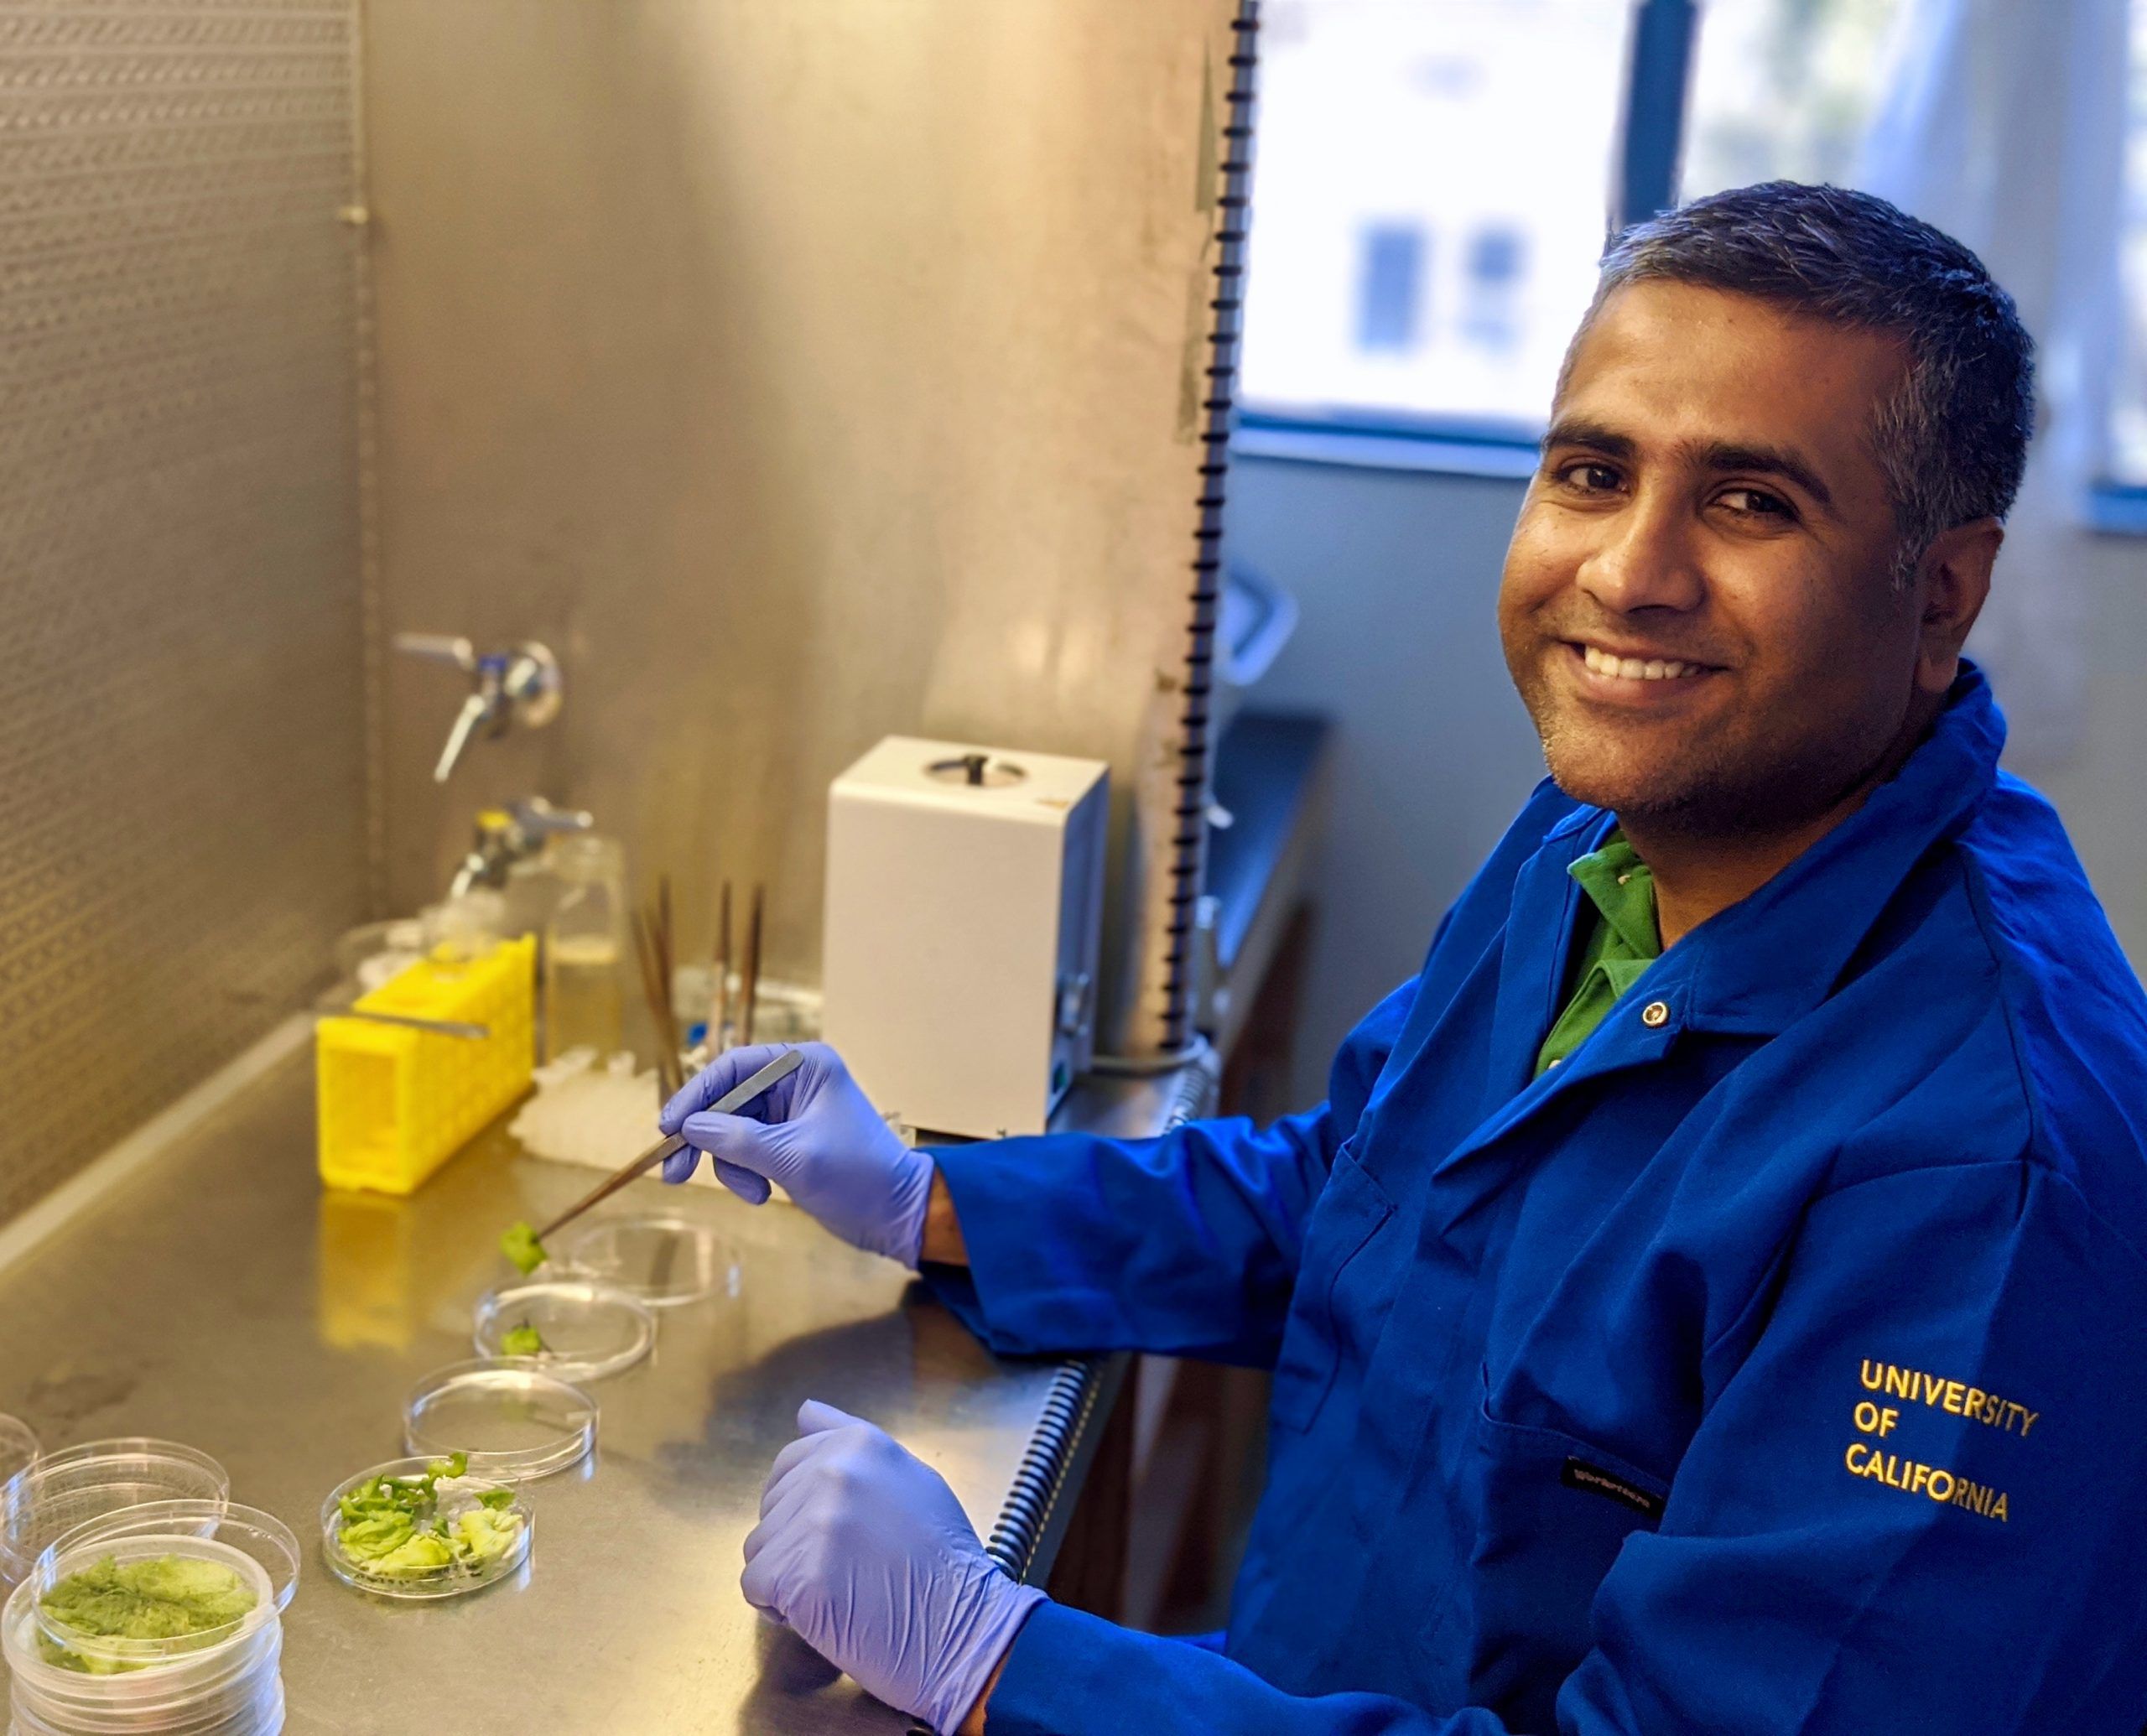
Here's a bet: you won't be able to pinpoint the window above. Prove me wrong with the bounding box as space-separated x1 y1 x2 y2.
1462 226 1526 351
1240 0 1906 444
1355 223 1428 352
2109 0 2147 483
1680 0 1908 200
1240 0 1635 432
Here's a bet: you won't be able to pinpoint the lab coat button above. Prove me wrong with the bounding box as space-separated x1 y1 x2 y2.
1641 1001 1670 1028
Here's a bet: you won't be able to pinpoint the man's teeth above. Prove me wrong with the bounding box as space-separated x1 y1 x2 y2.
1581 644 1704 681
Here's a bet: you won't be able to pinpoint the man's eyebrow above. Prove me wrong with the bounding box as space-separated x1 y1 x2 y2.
1541 418 1842 515
1540 418 1635 460
1698 440 1835 511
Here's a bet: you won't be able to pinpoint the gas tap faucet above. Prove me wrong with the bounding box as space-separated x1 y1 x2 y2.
396 633 564 782
449 798 593 899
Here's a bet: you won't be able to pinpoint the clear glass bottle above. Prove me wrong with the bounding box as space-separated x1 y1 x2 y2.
543 834 627 1063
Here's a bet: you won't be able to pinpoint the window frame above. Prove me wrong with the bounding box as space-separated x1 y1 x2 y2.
2087 481 2147 535
1235 0 1697 473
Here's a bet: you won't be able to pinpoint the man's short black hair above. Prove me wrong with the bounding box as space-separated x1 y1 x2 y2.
1573 181 2035 575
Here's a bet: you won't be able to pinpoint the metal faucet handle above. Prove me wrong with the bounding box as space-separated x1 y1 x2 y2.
397 633 564 782
451 796 596 898
510 797 592 837
393 632 478 671
497 644 564 730
433 693 492 784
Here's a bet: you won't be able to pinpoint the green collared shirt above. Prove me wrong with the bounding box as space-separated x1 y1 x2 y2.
1533 833 1661 1077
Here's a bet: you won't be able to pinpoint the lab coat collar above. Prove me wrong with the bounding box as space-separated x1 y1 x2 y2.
1445 667 2005 1175
1598 662 2006 1041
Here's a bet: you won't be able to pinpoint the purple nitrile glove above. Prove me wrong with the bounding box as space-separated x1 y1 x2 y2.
742 1401 1045 1735
658 1042 934 1267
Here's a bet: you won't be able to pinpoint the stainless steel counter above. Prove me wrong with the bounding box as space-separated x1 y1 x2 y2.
0 1047 1203 1733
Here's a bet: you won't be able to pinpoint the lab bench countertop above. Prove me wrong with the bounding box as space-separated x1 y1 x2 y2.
0 1044 1198 1733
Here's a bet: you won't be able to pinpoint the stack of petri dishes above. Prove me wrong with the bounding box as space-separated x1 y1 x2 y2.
0 1441 229 1593
3 1500 299 1736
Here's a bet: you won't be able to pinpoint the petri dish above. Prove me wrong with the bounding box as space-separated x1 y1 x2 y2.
32 1501 297 1671
556 1212 731 1307
0 1438 229 1588
320 1456 533 1602
473 1278 656 1382
403 1359 597 1482
0 1413 38 1487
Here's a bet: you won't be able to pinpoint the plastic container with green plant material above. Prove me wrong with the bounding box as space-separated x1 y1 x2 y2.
320 1455 532 1601
473 1277 654 1382
3 1501 297 1736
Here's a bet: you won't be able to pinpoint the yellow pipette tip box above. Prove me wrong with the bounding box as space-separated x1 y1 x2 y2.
316 935 536 1196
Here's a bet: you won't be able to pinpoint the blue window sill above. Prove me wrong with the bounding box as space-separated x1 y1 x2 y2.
2087 482 2147 537
1230 409 1541 481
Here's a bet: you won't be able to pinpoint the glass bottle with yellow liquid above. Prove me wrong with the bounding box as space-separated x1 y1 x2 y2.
543 834 627 1062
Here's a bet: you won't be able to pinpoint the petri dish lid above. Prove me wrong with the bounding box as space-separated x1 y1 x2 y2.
0 1439 229 1588
320 1456 532 1602
0 1413 38 1486
473 1278 656 1382
403 1359 597 1482
27 1512 287 1675
555 1212 731 1307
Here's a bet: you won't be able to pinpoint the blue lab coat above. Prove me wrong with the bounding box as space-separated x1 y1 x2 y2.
928 666 2147 1733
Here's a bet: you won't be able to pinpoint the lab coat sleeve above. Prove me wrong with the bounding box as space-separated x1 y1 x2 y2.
920 976 1416 1363
987 1603 1510 1736
980 1158 2147 1735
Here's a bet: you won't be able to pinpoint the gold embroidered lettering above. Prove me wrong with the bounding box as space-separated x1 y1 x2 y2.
1842 1443 2004 1521
1855 1359 2039 1441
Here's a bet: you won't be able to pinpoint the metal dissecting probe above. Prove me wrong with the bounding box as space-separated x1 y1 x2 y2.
529 1047 804 1246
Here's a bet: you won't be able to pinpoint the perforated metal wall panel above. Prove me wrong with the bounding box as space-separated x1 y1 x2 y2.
366 0 1240 1057
0 0 367 1221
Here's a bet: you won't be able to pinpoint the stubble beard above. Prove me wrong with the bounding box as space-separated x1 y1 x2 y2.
1518 652 1845 843
1529 682 1902 845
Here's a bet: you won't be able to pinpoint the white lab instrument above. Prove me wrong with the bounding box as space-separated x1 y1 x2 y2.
823 736 1109 1139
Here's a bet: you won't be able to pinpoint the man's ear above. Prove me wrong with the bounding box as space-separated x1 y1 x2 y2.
1910 517 2000 696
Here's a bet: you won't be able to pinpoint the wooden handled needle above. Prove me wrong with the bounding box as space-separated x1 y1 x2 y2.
530 1047 805 1247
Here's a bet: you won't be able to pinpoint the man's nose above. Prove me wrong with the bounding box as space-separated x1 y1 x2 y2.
1575 491 1705 615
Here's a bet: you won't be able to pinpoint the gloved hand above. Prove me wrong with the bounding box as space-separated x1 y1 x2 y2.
658 1042 934 1267
742 1401 1045 1734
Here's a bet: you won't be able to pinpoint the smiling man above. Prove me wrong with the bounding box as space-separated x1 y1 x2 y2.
665 185 2147 1733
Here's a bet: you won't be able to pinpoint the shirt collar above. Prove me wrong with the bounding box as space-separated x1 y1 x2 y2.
1568 834 1659 959
1553 662 2006 1039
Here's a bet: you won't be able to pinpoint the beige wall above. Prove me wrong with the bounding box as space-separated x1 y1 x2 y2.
363 0 1239 1052
0 2 369 1222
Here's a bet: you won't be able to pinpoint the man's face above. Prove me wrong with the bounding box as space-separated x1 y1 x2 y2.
1500 281 1929 834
